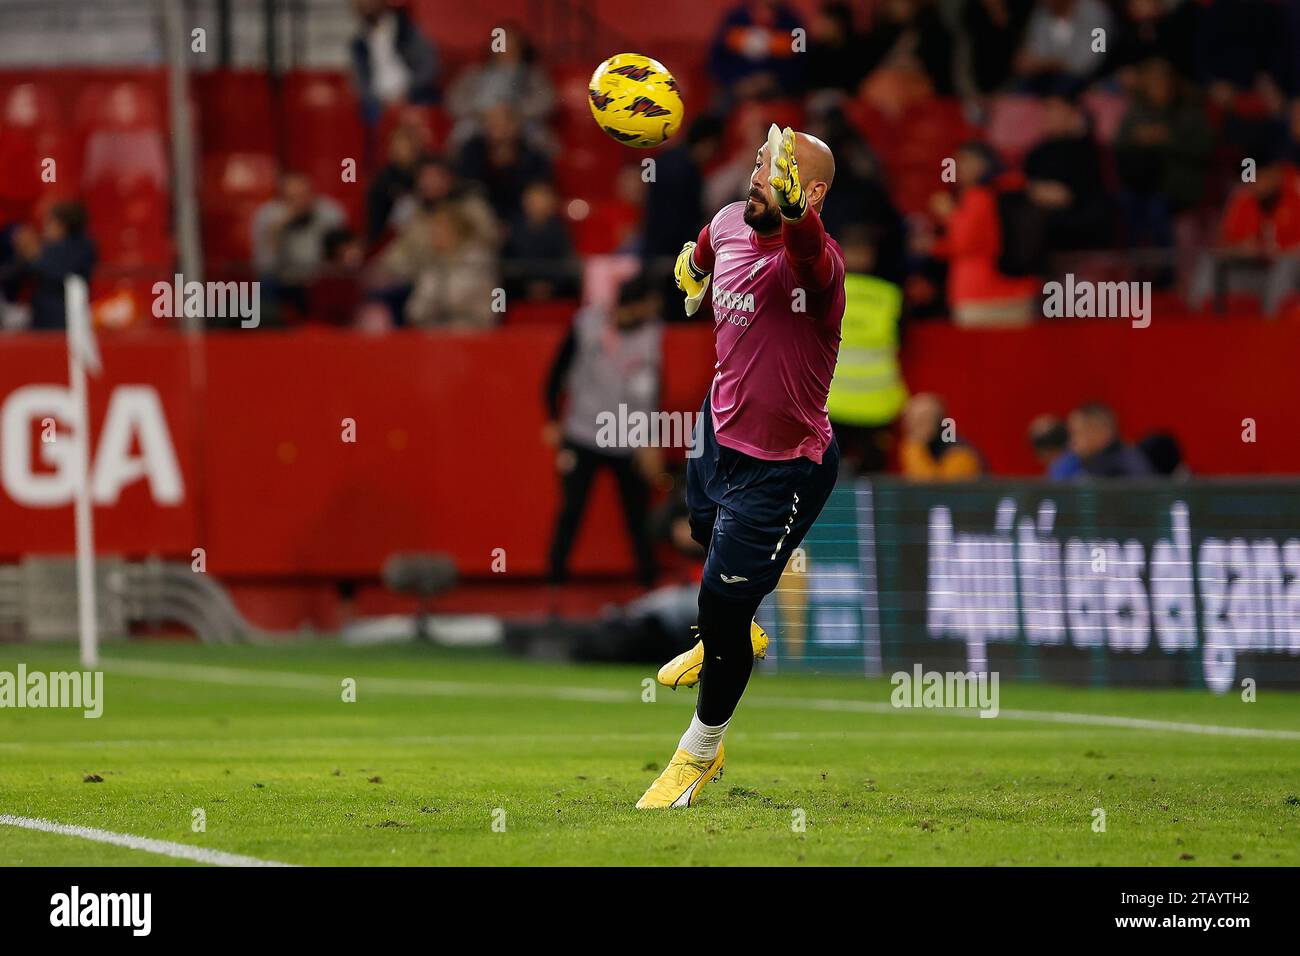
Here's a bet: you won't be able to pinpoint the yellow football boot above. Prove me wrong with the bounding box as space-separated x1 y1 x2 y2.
634 745 725 809
656 621 769 689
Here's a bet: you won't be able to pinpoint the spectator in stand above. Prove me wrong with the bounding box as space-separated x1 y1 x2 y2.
962 0 1034 96
454 103 551 222
927 141 1039 326
0 201 95 331
860 0 956 97
1114 57 1212 256
1191 133 1300 316
1198 0 1289 103
403 203 500 329
543 273 663 589
365 124 426 246
1067 402 1154 477
350 0 439 124
703 102 772 212
1287 98 1300 166
307 227 365 328
1023 93 1114 252
899 393 983 480
378 157 498 316
1138 431 1188 477
251 171 346 320
804 2 868 95
641 114 725 277
1108 0 1199 88
445 23 554 151
503 180 578 301
807 105 907 285
387 156 498 241
708 0 806 102
1015 0 1113 95
1218 141 1300 255
1028 413 1081 478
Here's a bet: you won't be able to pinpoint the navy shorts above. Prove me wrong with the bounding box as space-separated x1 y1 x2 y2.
687 393 840 601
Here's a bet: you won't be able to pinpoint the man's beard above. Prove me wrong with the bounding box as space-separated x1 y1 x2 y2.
743 197 781 233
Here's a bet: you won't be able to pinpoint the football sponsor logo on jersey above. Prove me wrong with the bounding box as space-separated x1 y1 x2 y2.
712 286 755 313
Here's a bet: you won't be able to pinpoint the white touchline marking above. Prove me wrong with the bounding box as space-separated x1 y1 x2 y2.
0 815 295 867
103 659 628 703
100 658 1300 742
0 731 908 751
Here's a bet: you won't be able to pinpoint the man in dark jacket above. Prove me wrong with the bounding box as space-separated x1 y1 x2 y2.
1067 402 1154 477
543 274 664 588
350 0 439 123
1 201 96 331
1024 93 1115 252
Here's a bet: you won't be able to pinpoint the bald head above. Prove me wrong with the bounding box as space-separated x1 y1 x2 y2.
744 128 837 234
793 131 835 203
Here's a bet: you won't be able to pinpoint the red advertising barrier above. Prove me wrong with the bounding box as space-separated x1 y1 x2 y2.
0 319 1295 580
0 327 715 578
899 318 1294 477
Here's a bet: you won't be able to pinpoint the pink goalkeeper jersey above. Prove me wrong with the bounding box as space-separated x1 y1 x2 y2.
698 201 845 463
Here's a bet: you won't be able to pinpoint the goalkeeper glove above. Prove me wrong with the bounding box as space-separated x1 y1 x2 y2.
767 124 806 221
674 240 710 317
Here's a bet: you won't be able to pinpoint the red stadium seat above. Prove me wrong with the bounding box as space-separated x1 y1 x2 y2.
280 72 366 174
193 70 275 154
1082 89 1129 145
987 94 1046 164
376 102 452 154
78 80 168 195
847 98 974 214
90 179 172 270
199 152 278 268
570 196 641 255
75 81 171 271
73 79 164 135
0 81 72 222
503 298 578 325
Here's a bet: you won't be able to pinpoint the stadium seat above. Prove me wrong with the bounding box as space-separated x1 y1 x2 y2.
986 94 1047 164
1082 89 1129 145
570 195 641 255
846 98 973 214
0 81 71 222
78 80 168 195
199 152 278 268
193 70 275 155
376 102 452 154
280 71 366 176
503 299 578 325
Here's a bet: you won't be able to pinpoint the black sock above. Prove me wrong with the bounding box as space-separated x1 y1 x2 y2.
695 585 763 726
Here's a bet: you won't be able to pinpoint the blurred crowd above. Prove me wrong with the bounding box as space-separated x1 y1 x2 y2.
895 392 1184 480
4 0 1299 333
285 0 1300 331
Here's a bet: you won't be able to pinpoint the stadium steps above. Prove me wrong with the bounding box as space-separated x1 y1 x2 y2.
0 556 277 645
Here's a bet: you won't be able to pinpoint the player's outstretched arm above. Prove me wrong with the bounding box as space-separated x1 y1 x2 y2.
675 224 715 316
769 125 835 293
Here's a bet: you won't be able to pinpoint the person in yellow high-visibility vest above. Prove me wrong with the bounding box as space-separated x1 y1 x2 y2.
825 228 907 474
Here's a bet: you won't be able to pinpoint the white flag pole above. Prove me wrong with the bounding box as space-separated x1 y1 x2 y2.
65 275 100 669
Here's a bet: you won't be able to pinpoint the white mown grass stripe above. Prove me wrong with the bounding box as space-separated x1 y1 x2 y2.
100 658 1300 741
0 815 295 867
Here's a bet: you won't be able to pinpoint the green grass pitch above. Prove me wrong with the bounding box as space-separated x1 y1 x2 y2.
1 641 1297 866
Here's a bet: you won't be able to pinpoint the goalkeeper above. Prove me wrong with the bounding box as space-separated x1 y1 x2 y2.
636 126 845 809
